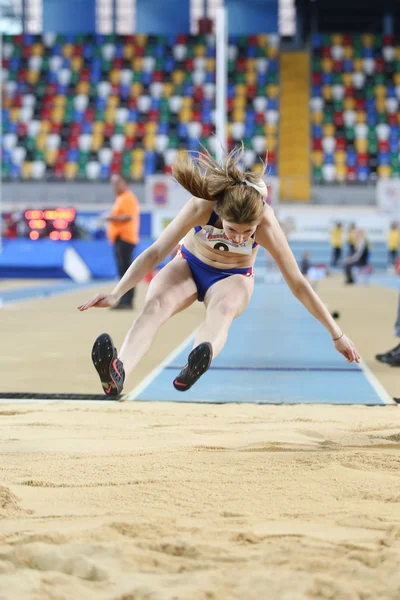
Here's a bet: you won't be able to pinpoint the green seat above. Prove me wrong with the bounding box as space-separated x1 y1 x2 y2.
168 136 179 149
25 137 36 152
70 72 79 85
122 152 131 166
377 114 387 124
34 150 45 160
2 164 10 179
392 165 400 178
115 124 124 135
374 35 382 49
390 154 399 169
332 73 342 85
313 166 323 182
322 34 332 46
324 110 334 124
345 126 355 141
312 56 321 72
375 74 385 86
56 34 66 44
255 124 264 135
95 109 105 121
365 86 375 99
333 100 344 112
267 73 278 85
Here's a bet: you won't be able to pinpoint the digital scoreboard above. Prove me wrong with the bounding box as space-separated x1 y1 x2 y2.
24 208 76 241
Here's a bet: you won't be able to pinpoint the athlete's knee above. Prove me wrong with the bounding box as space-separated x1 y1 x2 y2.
141 296 168 320
209 297 237 319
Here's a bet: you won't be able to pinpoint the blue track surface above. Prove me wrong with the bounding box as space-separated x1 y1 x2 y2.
131 283 389 405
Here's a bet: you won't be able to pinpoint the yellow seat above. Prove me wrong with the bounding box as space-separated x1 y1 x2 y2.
132 148 144 162
32 43 44 56
124 45 134 60
376 97 386 112
10 107 20 122
246 59 256 72
179 109 192 123
355 111 366 124
54 95 66 108
110 70 120 85
332 34 343 45
132 58 143 72
181 97 193 109
172 70 185 85
258 34 268 47
93 122 105 135
375 85 386 98
336 164 347 182
76 82 90 94
144 134 155 150
107 95 119 108
131 83 143 97
233 96 246 109
355 138 368 152
335 150 346 165
353 58 363 72
3 97 12 109
265 123 277 136
52 108 65 124
235 84 247 97
135 34 147 46
251 163 264 175
65 163 78 180
343 46 353 59
105 109 116 124
131 162 144 180
45 149 58 166
267 85 279 99
162 83 173 98
394 73 400 86
71 56 83 72
322 86 332 101
206 58 215 72
322 58 332 73
245 72 257 86
27 70 39 85
362 34 373 47
91 134 104 152
194 45 206 57
124 123 137 137
144 122 157 135
22 162 32 179
312 111 323 125
232 109 245 123
63 43 74 58
36 133 47 151
344 97 355 110
266 135 277 152
40 121 51 134
312 151 323 167
267 46 278 59
323 124 335 137
342 73 352 87
378 165 391 179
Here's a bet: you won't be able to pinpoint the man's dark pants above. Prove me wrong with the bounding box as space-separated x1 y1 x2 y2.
114 237 136 307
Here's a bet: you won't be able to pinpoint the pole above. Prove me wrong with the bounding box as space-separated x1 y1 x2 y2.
215 5 227 165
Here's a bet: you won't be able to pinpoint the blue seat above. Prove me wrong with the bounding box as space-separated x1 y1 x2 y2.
324 152 335 165
311 34 322 49
343 59 354 73
347 151 357 167
357 166 369 182
100 164 110 180
67 149 79 162
321 73 333 85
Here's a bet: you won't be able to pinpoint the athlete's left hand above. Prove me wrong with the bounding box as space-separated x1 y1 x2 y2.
334 334 361 363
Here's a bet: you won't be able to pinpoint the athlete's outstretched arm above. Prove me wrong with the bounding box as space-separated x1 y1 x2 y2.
78 197 211 311
256 205 360 363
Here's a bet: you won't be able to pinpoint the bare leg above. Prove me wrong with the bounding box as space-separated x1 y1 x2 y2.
119 257 197 375
193 274 254 358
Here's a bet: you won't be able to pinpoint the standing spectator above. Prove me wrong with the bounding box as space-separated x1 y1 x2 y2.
347 222 356 256
330 222 343 267
387 221 399 268
375 292 400 367
105 174 140 310
342 228 370 285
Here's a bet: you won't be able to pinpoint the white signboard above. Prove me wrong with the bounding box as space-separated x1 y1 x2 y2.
376 180 400 216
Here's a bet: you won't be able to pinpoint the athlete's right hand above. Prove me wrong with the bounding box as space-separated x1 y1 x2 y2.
77 293 117 311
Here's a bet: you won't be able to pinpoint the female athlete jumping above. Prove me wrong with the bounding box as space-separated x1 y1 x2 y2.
78 147 361 396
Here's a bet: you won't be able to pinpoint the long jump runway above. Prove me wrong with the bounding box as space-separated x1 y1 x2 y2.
128 283 394 405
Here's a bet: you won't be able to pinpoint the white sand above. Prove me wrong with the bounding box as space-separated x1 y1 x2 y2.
1 401 400 600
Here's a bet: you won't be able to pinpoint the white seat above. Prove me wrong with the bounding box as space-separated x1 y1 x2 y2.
310 97 324 112
142 57 155 72
355 124 368 139
22 94 36 109
150 82 163 98
73 94 89 112
98 148 113 165
110 134 125 152
254 97 268 112
268 34 279 48
46 134 61 150
43 33 56 47
204 83 215 99
3 43 14 59
102 44 115 61
27 120 41 138
29 56 42 71
363 58 375 75
31 161 46 180
77 134 92 152
322 164 336 182
211 109 216 125
395 85 400 100
332 85 344 100
322 137 336 153
49 56 63 72
344 110 356 127
172 44 187 61
376 124 390 141
155 134 169 153
115 108 129 125
19 106 33 124
86 161 101 180
138 95 151 113
187 122 202 139
256 58 268 73
331 45 344 60
58 68 71 85
252 136 266 154
192 70 206 86
12 146 26 165
231 122 245 141
120 69 133 86
164 149 177 165
97 81 111 98
386 98 398 114
383 46 395 62
3 133 17 150
243 149 256 168
194 58 206 71
352 72 365 89
5 81 17 97
266 110 279 124
1 68 8 83
228 45 238 61
169 96 182 113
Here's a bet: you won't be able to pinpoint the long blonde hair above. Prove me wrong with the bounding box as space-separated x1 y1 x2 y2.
172 145 267 225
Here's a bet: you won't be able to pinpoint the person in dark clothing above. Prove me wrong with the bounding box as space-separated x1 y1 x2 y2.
342 229 370 284
375 292 400 367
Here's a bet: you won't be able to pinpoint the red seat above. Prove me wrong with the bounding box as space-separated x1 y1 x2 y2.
104 123 114 137
355 98 365 111
357 152 369 166
148 109 160 122
333 60 343 73
184 59 194 72
202 123 213 137
255 112 265 125
347 166 357 181
336 138 346 151
153 71 164 82
375 59 384 73
344 86 354 97
313 139 323 151
334 112 344 127
312 73 322 86
378 140 389 153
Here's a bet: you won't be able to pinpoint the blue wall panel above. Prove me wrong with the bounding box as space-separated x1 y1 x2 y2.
43 0 96 33
136 0 190 34
226 0 278 34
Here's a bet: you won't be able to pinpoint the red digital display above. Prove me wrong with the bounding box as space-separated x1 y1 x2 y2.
24 208 76 241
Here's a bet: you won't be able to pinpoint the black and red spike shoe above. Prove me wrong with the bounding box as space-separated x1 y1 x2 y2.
91 333 125 396
173 342 213 392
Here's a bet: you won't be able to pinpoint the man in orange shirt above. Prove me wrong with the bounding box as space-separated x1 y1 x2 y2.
105 174 140 310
